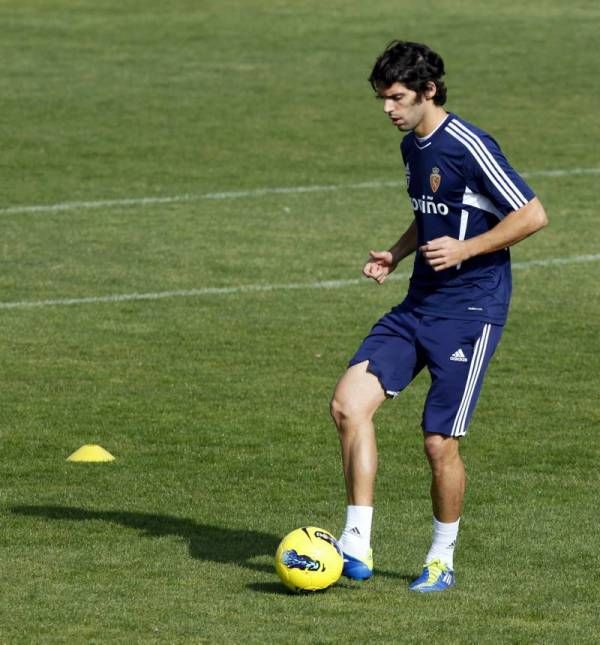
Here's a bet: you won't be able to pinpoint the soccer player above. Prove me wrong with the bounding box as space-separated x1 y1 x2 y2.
331 41 548 592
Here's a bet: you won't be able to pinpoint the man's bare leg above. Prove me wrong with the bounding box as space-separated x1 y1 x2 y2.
424 433 465 522
330 361 387 505
409 433 464 591
330 361 386 577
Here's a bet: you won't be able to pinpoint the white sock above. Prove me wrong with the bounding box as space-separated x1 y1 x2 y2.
425 516 460 570
338 505 373 559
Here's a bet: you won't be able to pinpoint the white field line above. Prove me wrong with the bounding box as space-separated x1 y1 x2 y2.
0 166 599 217
1 253 598 311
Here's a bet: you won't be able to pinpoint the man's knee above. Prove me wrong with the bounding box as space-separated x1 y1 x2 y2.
423 433 461 466
330 363 386 431
329 391 364 430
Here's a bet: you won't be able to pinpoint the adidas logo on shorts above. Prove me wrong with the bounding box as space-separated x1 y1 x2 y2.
450 348 468 362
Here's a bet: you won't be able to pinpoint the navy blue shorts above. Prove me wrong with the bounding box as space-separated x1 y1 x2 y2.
348 305 503 437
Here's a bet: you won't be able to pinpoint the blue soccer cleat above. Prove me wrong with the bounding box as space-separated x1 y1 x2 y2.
408 559 455 593
342 549 373 580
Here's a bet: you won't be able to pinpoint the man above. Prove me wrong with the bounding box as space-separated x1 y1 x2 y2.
330 41 548 592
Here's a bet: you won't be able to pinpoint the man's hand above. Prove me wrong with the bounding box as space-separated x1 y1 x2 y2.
363 250 397 284
420 237 470 271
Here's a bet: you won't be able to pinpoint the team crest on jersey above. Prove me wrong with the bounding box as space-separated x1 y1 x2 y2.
430 166 441 193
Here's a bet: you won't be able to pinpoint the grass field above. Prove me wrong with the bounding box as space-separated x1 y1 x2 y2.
1 1 599 643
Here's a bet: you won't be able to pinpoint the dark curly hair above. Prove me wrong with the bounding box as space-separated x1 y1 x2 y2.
368 41 447 106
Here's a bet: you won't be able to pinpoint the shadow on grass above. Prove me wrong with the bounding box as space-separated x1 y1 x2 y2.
247 573 413 595
247 582 343 595
10 504 278 573
11 505 414 583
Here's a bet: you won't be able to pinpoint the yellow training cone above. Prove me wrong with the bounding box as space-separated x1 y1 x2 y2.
67 444 115 463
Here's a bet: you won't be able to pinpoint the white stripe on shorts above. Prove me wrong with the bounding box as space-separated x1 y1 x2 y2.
451 323 491 437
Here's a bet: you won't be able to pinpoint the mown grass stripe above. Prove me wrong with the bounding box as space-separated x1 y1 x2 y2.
0 167 599 217
0 253 598 310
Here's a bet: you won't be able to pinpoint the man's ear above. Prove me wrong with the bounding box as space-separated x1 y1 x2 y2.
424 81 437 100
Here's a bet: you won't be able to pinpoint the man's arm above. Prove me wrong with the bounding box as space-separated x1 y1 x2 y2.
363 220 418 284
420 197 548 272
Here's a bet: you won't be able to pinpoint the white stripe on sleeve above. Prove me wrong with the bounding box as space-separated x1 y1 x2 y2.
456 209 469 271
446 121 527 211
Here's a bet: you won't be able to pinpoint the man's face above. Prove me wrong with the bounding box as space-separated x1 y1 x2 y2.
376 82 426 132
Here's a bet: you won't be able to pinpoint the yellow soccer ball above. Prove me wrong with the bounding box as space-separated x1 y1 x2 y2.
274 526 343 592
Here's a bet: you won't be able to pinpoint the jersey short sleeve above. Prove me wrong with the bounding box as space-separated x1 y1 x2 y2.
446 119 535 217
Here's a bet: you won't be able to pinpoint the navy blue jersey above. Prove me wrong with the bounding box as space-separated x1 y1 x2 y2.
400 113 535 325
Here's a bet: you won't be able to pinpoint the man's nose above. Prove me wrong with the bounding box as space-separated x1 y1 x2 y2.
383 99 394 114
